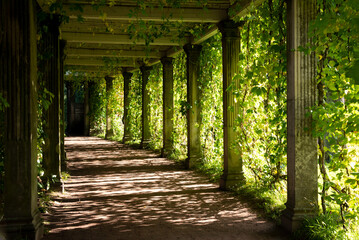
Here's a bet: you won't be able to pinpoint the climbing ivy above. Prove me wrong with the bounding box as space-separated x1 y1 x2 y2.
235 0 287 191
127 71 142 142
307 0 359 235
148 64 164 150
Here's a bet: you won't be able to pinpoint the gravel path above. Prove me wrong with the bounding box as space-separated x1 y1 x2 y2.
42 137 290 240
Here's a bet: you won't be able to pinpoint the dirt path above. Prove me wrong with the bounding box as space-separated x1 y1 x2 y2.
42 137 290 240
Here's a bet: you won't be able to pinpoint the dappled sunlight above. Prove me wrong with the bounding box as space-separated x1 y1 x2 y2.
42 137 289 240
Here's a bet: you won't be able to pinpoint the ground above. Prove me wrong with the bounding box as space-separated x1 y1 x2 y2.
42 137 290 240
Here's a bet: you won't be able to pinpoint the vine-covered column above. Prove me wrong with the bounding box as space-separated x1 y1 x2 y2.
161 57 174 157
84 81 90 136
105 76 114 139
122 71 133 143
219 20 244 190
183 44 202 169
282 0 318 232
60 40 66 170
65 81 75 135
41 14 62 187
140 66 153 148
0 0 43 238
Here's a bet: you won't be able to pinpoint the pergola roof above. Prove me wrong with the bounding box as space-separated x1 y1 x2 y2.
37 0 264 77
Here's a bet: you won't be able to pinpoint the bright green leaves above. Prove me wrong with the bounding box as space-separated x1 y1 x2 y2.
310 1 359 227
234 0 287 190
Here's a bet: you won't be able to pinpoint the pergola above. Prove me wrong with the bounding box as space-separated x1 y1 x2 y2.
1 0 318 239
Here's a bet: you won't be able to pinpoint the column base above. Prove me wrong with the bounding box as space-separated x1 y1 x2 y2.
185 155 201 169
161 147 172 158
0 211 43 240
105 130 114 140
281 206 318 232
122 135 131 144
219 172 245 190
140 139 151 149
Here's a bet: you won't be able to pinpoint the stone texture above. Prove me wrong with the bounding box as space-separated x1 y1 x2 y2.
122 71 133 143
282 0 318 232
105 76 114 139
140 66 153 148
84 81 90 136
183 44 202 169
219 20 245 190
161 57 174 157
0 0 43 239
60 40 67 171
39 14 62 186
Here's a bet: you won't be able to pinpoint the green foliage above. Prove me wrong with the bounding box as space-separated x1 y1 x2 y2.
89 79 106 135
171 52 188 160
197 33 223 181
29 0 359 237
294 213 359 240
127 71 142 142
307 0 359 232
147 64 163 150
234 0 287 191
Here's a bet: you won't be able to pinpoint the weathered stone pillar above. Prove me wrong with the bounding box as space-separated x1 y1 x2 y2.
161 57 174 157
183 44 202 169
105 76 114 139
84 81 90 136
140 66 153 148
60 40 66 171
88 81 96 136
122 71 133 143
219 20 244 190
282 0 318 232
0 0 43 239
65 81 74 135
42 14 62 186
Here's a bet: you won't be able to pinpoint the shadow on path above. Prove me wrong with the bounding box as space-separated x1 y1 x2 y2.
42 137 290 240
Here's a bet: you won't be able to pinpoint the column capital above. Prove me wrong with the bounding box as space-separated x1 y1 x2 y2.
140 65 153 73
122 71 133 80
161 57 174 65
218 20 243 39
105 75 115 82
183 44 202 65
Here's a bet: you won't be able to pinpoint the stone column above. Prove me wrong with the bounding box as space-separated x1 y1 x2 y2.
219 20 245 190
122 71 133 143
282 0 318 232
105 76 114 139
0 0 43 239
41 14 62 186
88 81 96 136
183 44 202 169
60 40 66 171
140 66 153 148
84 81 90 136
161 57 174 157
65 81 73 135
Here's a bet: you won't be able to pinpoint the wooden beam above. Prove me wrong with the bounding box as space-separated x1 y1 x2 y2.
229 0 265 19
65 57 139 67
65 48 164 58
62 5 228 23
62 32 184 46
191 25 219 45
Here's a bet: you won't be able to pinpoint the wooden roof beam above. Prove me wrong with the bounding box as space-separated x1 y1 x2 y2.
65 57 139 68
62 32 184 46
229 0 265 19
62 5 228 23
65 48 164 58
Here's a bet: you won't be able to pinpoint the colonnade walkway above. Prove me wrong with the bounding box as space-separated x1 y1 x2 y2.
42 137 290 240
